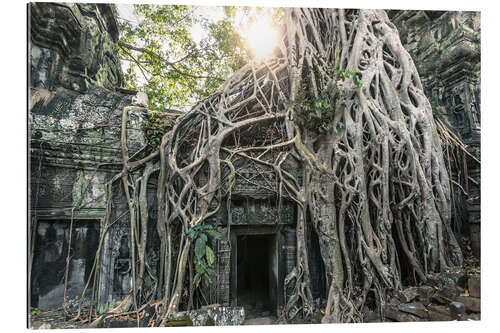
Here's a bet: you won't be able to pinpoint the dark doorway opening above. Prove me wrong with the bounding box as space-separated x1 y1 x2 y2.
236 234 277 316
30 219 99 310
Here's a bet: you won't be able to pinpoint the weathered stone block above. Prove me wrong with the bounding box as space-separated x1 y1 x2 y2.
165 306 245 326
468 276 481 298
455 296 480 313
363 310 382 323
415 286 435 305
427 304 452 321
428 268 467 303
397 302 429 319
397 287 419 303
449 301 466 321
29 3 123 91
384 305 422 322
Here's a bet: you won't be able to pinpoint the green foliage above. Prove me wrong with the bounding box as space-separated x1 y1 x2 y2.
186 224 222 287
296 64 361 134
353 73 363 88
432 105 442 117
117 4 247 110
143 112 172 148
30 307 41 316
329 65 363 87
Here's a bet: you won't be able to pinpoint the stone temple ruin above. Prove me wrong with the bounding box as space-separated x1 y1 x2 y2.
28 3 480 324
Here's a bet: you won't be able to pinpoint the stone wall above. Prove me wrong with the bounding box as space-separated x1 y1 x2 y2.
28 4 482 316
28 2 149 311
389 10 481 257
29 2 123 92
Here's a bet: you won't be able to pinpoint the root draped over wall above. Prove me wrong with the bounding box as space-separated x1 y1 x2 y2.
84 8 463 325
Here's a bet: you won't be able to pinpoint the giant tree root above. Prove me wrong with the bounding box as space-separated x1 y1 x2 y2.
79 8 462 325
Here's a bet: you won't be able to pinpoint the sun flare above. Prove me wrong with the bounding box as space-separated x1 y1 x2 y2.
246 15 278 61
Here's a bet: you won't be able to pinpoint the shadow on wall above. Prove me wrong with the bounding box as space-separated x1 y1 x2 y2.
30 220 99 310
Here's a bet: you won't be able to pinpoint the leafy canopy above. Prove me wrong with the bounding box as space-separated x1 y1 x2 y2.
117 4 248 111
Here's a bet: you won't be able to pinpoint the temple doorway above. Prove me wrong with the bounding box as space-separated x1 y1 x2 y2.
235 233 278 316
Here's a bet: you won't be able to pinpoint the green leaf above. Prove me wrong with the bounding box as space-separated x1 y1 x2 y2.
206 246 215 265
186 229 196 240
194 260 205 274
354 74 363 87
194 237 206 260
207 229 222 240
198 233 208 243
118 4 251 110
314 108 322 119
203 274 212 285
193 271 203 285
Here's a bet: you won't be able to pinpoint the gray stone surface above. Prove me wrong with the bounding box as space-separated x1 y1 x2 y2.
390 10 481 257
449 301 467 320
28 3 149 312
166 307 245 326
468 276 480 297
397 302 429 319
455 296 481 313
428 268 467 302
397 287 419 303
427 304 453 321
28 4 481 323
29 3 123 92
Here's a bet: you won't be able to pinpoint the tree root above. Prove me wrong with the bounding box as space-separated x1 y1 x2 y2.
71 8 464 325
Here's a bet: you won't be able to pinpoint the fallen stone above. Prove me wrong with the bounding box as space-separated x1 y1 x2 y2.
449 302 466 321
427 304 452 322
188 311 215 326
455 296 480 313
432 292 452 304
37 323 52 330
468 276 480 298
102 318 139 328
468 313 481 321
165 306 245 326
415 286 435 305
384 305 422 322
363 310 382 322
165 314 194 327
387 296 402 307
397 287 419 303
427 268 466 301
397 302 429 319
208 306 245 325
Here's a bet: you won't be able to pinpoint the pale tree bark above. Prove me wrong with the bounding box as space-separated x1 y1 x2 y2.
84 7 463 325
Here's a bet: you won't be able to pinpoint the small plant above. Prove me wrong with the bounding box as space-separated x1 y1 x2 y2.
30 307 41 316
143 112 172 148
186 224 222 287
353 73 363 87
329 65 362 87
432 105 442 117
297 63 360 135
